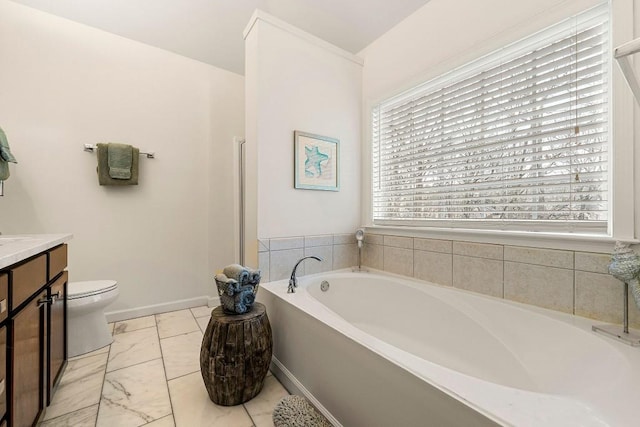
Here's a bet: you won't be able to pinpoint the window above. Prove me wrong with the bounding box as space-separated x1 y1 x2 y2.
372 4 609 233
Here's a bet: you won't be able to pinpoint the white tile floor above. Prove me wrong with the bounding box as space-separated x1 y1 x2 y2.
39 307 290 427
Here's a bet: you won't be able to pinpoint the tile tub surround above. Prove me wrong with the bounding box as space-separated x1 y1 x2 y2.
258 234 359 282
362 234 640 329
42 306 289 427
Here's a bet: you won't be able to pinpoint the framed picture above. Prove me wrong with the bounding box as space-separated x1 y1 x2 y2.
294 130 339 191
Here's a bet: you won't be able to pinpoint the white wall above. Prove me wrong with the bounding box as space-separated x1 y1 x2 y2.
244 11 362 255
0 0 244 315
360 0 604 104
208 76 246 277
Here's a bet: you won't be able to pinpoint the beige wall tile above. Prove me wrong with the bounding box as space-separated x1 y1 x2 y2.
575 272 640 329
453 241 503 260
333 244 357 269
270 248 304 281
304 235 333 247
258 251 270 283
414 250 452 286
270 237 304 251
333 233 356 244
575 252 611 274
575 271 625 325
414 238 452 254
363 243 383 270
262 232 633 327
384 235 413 249
304 246 333 274
258 239 270 253
383 246 413 276
504 246 573 269
504 262 574 313
364 233 384 245
452 255 503 297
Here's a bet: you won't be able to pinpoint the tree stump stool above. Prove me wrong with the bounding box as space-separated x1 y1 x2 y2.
200 302 273 406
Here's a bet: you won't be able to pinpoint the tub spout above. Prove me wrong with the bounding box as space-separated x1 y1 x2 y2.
288 256 322 293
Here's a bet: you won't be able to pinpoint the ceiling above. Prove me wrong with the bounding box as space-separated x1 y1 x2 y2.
9 0 431 75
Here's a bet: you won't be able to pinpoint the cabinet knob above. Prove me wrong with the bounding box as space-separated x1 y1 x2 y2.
50 291 61 302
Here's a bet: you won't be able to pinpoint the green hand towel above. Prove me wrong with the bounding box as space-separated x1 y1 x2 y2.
0 126 17 181
96 143 139 186
107 143 133 179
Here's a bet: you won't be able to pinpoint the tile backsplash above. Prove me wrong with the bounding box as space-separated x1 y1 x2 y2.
258 232 640 329
362 234 640 329
258 234 358 283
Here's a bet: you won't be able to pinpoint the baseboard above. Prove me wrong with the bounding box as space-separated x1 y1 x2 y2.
105 296 214 322
270 356 342 427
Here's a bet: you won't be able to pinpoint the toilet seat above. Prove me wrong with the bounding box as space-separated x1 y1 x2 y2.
68 280 118 300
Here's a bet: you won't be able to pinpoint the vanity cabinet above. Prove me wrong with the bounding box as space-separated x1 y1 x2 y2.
1 243 68 427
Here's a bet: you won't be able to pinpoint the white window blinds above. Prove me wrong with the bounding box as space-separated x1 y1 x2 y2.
372 4 609 232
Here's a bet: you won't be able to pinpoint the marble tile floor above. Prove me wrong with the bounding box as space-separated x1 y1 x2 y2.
38 306 290 427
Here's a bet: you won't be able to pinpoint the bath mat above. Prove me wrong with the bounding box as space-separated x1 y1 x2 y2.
272 395 332 427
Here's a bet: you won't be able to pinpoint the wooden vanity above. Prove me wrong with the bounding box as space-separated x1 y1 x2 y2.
0 234 72 427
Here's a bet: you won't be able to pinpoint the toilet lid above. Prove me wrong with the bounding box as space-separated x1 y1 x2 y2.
68 280 118 300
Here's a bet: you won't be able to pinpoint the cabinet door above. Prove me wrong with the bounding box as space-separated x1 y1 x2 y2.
48 271 67 404
12 291 46 427
0 326 6 421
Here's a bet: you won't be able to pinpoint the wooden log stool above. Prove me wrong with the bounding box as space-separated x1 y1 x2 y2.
200 302 273 406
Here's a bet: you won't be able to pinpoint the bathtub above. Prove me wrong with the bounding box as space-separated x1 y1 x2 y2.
258 269 640 427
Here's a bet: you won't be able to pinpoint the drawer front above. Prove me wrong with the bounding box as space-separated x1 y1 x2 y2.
0 275 6 323
48 244 68 280
11 254 47 310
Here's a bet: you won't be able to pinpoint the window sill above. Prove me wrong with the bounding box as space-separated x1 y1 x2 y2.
364 225 637 253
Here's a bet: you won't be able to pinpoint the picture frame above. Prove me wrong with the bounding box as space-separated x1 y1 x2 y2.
294 130 339 191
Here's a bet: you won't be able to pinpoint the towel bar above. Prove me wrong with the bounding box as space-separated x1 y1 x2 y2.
83 144 155 159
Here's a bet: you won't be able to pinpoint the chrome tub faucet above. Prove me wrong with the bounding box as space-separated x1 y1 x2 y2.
288 256 322 293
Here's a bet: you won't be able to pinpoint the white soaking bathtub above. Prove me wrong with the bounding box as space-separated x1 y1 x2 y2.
258 269 640 427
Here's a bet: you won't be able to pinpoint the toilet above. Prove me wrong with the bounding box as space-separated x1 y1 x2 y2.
67 280 119 358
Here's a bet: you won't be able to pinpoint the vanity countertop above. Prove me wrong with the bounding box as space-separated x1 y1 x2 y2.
0 234 73 270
